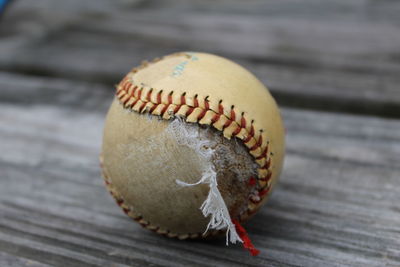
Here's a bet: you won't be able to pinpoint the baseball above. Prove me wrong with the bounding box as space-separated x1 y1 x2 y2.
100 52 285 255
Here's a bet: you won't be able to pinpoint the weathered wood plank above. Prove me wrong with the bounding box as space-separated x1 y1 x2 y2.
0 73 399 266
0 251 51 267
1 0 400 117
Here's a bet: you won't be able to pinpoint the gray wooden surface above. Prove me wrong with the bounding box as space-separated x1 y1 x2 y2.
1 1 400 266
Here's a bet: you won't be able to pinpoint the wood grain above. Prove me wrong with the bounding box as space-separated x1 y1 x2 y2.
0 72 399 266
1 1 399 265
1 0 400 117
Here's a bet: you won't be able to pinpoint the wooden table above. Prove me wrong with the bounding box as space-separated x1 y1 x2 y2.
1 1 399 266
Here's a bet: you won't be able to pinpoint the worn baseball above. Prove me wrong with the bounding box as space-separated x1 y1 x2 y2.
101 52 285 255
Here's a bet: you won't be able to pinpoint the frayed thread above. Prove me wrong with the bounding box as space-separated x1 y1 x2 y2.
176 165 242 245
169 117 259 255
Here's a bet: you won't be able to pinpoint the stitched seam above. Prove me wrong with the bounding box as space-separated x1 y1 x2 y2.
116 79 273 196
100 158 223 239
119 53 273 202
104 53 275 238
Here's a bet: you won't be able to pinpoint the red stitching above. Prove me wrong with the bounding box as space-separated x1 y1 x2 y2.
197 97 209 120
232 125 242 136
193 95 199 108
116 77 274 207
121 78 130 92
249 142 259 151
146 89 152 101
248 177 257 186
257 135 263 147
186 107 194 117
218 103 224 114
243 124 255 143
259 188 269 197
230 107 236 121
131 97 140 108
197 108 207 121
103 162 254 242
139 101 147 113
211 113 221 124
173 104 181 114
149 103 158 113
240 115 246 129
181 93 186 104
223 119 233 129
261 158 271 169
161 104 169 116
157 91 162 104
130 86 138 100
256 145 268 160
168 92 173 104
259 172 272 182
204 97 210 110
249 134 263 151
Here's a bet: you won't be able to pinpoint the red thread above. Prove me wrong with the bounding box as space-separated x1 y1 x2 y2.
232 126 242 136
223 119 233 129
211 113 221 124
131 98 140 108
173 104 181 114
122 79 130 92
249 125 255 138
259 188 269 197
137 88 142 100
168 92 173 104
218 103 224 114
249 142 260 151
261 158 271 169
204 98 210 110
243 128 254 143
193 95 199 107
130 86 138 97
256 146 269 160
149 105 157 114
122 207 130 214
241 116 246 129
197 109 207 121
186 107 194 117
146 89 152 101
160 104 169 116
230 108 236 122
122 94 130 105
116 78 274 206
139 102 147 113
257 135 263 147
232 220 260 256
259 172 272 182
249 134 263 151
118 76 128 89
248 177 257 186
157 91 162 104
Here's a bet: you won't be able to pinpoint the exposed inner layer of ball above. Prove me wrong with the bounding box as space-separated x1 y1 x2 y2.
102 99 259 236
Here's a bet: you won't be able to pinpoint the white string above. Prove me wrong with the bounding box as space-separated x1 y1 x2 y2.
176 166 242 245
168 118 242 245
